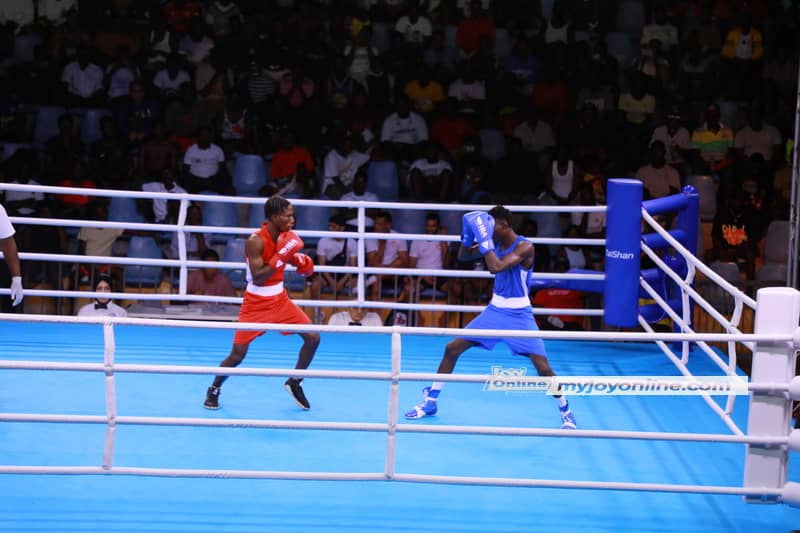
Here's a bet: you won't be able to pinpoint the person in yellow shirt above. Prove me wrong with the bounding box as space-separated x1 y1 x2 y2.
720 17 763 99
404 66 445 115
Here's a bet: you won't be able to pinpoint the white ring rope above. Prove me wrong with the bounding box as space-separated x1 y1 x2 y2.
0 312 794 342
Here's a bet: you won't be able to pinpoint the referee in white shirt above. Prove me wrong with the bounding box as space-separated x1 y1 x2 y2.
0 202 23 307
77 276 128 317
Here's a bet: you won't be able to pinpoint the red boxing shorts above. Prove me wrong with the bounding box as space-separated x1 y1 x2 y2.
233 290 310 345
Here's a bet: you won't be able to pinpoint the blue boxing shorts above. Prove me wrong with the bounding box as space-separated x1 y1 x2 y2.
462 304 547 357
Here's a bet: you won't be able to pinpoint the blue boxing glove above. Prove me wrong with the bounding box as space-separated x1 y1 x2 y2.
461 211 481 246
468 212 495 255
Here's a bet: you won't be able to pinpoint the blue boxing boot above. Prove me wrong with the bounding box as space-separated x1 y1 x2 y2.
404 387 438 419
560 404 577 429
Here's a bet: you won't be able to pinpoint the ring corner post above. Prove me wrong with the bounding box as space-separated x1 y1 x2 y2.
743 287 800 503
604 179 643 328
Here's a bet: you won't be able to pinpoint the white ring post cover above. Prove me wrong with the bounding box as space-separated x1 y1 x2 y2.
743 287 800 503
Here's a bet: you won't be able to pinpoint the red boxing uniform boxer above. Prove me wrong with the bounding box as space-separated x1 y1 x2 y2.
204 196 319 410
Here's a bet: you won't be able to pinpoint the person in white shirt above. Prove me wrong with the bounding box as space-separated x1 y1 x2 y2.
309 215 357 316
409 142 454 202
141 168 187 223
0 203 23 307
366 210 409 300
447 63 486 111
380 95 429 161
344 27 379 88
321 131 370 199
62 46 104 106
169 204 213 259
328 307 383 327
394 5 433 45
182 126 229 193
3 169 45 216
77 276 128 317
106 45 140 101
639 8 678 50
152 54 192 99
341 171 379 230
733 107 782 162
402 212 447 302
178 20 215 65
341 170 380 205
649 107 691 168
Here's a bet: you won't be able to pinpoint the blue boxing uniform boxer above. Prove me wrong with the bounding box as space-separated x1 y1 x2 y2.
405 206 577 429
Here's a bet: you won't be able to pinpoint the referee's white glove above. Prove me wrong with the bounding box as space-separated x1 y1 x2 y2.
10 276 23 306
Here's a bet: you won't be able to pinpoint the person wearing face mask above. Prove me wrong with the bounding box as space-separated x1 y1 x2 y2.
77 276 128 317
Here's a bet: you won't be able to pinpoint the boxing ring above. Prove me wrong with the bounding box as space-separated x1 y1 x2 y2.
1 182 799 531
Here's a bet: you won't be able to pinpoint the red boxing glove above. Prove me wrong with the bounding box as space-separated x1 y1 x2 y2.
290 253 314 277
268 231 305 270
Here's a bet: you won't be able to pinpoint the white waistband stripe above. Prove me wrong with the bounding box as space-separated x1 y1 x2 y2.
246 282 285 297
490 294 531 309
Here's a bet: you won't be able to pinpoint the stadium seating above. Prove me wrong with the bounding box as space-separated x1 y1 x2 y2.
232 154 268 196
200 200 239 245
125 236 164 287
79 108 112 146
33 106 66 148
222 238 248 290
366 161 399 202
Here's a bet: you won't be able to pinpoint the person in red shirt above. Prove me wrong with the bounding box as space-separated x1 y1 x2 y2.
430 98 477 157
456 0 496 57
188 249 235 297
57 160 97 219
531 259 586 331
531 64 570 125
163 0 200 35
268 129 317 197
205 196 319 410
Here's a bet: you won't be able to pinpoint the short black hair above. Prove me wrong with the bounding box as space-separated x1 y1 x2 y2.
264 196 291 219
95 275 114 291
201 249 220 261
488 205 512 224
425 212 440 224
329 214 347 226
375 210 392 223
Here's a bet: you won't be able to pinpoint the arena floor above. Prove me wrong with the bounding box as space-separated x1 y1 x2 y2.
0 322 798 532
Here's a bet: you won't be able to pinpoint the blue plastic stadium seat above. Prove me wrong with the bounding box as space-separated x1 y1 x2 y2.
684 175 716 222
604 32 635 66
284 270 307 293
479 128 507 162
200 201 239 244
763 220 790 265
371 22 392 53
125 236 164 286
366 161 399 202
294 204 330 248
756 263 787 283
108 196 145 223
1 143 33 161
494 27 512 61
33 106 66 148
249 203 265 229
438 210 464 236
80 108 112 146
391 209 426 236
615 0 646 35
223 238 248 289
232 154 268 196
